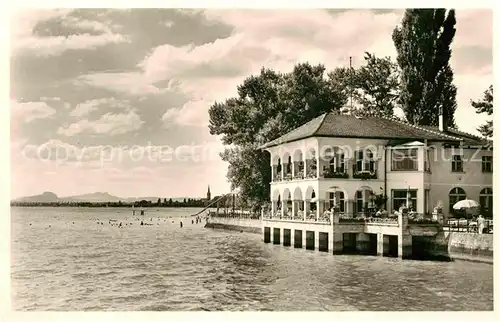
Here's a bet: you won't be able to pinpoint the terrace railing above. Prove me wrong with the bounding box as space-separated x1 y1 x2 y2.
293 170 305 180
323 167 349 179
352 164 377 180
446 217 493 234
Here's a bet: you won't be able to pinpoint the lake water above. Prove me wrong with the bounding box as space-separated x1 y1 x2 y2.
11 207 493 311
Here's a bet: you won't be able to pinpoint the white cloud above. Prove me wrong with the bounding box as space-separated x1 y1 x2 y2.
162 99 211 127
163 20 174 28
70 98 132 117
61 16 114 33
76 72 164 95
58 111 143 136
13 32 129 57
11 9 72 39
138 34 250 81
11 100 56 123
40 96 62 102
11 9 130 57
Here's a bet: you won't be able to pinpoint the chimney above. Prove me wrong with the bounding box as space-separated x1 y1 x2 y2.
438 107 446 132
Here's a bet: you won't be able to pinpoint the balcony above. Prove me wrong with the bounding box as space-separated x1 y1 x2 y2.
263 211 331 224
352 164 377 180
293 170 304 180
305 167 317 179
323 167 349 179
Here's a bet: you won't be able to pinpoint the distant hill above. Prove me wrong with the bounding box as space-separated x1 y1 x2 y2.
16 191 59 203
61 192 121 202
13 192 203 203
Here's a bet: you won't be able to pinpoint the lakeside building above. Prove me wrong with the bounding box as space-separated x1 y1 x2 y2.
260 111 492 219
255 111 492 258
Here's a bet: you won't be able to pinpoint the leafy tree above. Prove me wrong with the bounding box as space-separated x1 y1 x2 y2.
351 52 400 118
209 63 348 206
327 66 355 114
393 9 457 127
471 85 493 138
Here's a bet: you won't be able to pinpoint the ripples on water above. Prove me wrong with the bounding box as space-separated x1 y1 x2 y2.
11 207 493 311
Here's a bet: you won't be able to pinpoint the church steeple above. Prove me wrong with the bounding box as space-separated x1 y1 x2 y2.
206 185 211 201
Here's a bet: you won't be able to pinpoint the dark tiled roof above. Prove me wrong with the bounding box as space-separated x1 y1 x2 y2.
259 114 327 148
260 113 490 149
420 125 491 147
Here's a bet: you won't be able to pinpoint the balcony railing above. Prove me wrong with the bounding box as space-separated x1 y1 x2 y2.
293 170 304 180
323 167 349 179
352 164 377 180
339 213 398 224
305 168 317 178
263 212 330 224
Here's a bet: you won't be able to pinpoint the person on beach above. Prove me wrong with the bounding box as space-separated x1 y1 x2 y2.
180 222 183 228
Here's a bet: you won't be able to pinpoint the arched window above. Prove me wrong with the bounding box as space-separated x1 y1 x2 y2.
449 187 466 216
480 188 493 217
297 152 304 173
286 155 292 174
310 150 317 169
310 190 316 211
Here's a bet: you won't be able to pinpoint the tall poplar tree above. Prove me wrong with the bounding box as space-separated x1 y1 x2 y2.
392 9 457 128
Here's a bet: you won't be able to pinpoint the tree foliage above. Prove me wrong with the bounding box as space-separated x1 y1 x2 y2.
352 52 400 118
393 9 457 127
471 85 493 138
209 63 348 206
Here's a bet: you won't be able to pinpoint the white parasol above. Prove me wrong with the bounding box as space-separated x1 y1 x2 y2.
453 199 480 217
453 199 480 210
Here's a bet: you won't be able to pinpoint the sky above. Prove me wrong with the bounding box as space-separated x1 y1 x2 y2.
9 8 493 199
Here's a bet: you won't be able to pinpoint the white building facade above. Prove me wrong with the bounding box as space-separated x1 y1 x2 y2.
261 113 493 220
